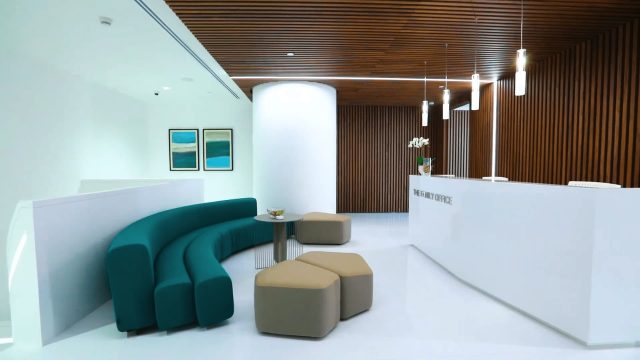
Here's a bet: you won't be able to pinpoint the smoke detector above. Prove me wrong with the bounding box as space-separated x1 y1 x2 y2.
99 16 113 26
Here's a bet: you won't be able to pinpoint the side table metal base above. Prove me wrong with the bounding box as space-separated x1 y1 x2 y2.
255 237 303 269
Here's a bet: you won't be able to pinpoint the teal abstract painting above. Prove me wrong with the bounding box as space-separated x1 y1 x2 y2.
203 129 233 171
169 129 199 171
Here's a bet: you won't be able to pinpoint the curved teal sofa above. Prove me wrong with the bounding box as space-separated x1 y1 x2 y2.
106 198 271 332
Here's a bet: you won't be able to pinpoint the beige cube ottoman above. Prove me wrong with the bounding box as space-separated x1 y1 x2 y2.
297 212 351 245
297 251 373 319
254 260 340 338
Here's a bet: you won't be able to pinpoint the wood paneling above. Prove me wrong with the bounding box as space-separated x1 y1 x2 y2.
469 83 494 178
445 110 470 177
166 1 640 105
492 18 640 187
337 105 444 212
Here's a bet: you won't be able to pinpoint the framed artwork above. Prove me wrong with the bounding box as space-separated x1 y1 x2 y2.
203 129 233 171
169 129 199 171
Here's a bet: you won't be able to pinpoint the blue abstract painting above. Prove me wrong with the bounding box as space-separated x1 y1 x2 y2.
169 129 199 171
203 129 233 171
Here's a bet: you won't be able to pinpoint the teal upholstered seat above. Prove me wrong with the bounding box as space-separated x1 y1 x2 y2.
106 198 272 332
155 219 270 330
185 218 269 326
153 227 207 331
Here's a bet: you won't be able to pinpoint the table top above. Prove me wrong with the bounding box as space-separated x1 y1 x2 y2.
254 213 303 223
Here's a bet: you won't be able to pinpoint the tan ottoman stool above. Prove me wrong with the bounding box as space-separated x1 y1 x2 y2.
297 251 372 319
296 212 351 245
254 260 340 337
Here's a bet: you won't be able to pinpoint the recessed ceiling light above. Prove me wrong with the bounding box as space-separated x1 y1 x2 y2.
181 77 194 82
99 16 113 26
162 86 171 91
439 85 444 89
286 52 295 57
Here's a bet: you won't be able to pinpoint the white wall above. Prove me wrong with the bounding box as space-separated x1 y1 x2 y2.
252 82 337 214
146 92 254 201
0 47 149 323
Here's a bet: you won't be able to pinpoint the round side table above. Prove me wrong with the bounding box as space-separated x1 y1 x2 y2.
255 213 302 263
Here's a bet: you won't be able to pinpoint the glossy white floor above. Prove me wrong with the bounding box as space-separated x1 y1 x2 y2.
2 213 639 359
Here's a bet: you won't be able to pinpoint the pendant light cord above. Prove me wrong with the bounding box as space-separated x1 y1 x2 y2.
471 0 478 74
474 17 478 73
445 43 448 90
520 0 524 49
424 61 427 101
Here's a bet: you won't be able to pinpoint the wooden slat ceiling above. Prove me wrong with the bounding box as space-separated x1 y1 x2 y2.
166 0 640 105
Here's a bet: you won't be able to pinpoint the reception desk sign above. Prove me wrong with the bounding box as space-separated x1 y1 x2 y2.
413 188 453 205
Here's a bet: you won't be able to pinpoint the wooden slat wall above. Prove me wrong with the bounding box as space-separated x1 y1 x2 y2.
445 110 470 177
337 105 444 212
469 83 495 178
494 19 640 187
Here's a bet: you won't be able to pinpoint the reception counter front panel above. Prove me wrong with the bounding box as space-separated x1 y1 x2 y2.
409 175 640 347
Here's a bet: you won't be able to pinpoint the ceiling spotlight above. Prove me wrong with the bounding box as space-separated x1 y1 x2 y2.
99 16 113 26
162 86 171 91
286 52 295 57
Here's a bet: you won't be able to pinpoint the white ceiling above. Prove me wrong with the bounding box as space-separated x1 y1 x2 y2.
0 0 248 103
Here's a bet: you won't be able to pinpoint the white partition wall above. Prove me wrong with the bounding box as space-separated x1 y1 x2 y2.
252 82 337 214
6 179 204 348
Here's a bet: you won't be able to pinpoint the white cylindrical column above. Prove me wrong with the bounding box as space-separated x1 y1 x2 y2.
252 81 337 214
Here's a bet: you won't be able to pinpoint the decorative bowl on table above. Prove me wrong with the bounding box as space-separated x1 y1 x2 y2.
267 208 285 220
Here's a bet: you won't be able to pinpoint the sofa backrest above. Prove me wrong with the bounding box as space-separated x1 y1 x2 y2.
109 198 258 257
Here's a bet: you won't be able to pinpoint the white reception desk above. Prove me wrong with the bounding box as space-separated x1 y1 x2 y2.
409 175 640 347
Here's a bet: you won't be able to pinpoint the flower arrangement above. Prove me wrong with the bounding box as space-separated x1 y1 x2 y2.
408 137 430 165
408 137 429 149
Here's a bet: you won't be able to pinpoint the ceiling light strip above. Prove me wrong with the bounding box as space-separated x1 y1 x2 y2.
231 75 493 83
133 0 240 99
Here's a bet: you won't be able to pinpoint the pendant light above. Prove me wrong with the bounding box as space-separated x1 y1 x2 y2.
515 0 526 96
421 61 429 126
471 17 480 110
443 43 450 120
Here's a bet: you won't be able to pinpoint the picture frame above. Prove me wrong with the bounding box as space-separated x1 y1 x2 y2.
169 129 200 171
203 128 234 171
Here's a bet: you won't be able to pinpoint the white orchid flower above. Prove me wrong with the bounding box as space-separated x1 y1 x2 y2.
408 136 430 149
